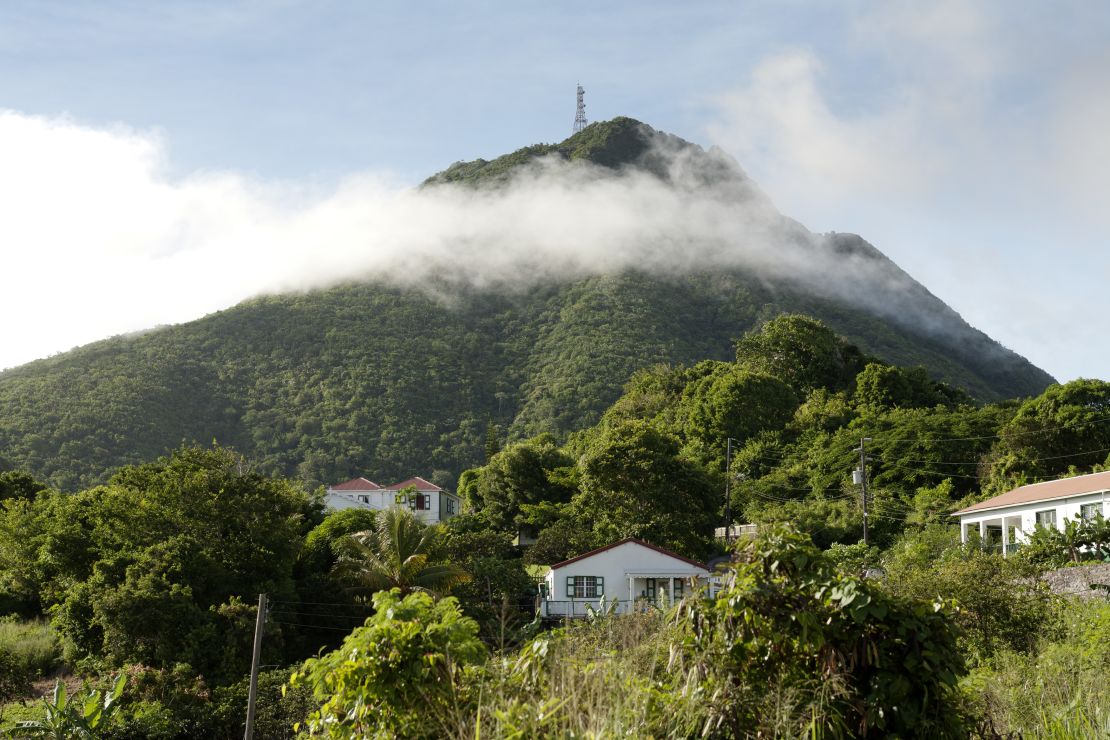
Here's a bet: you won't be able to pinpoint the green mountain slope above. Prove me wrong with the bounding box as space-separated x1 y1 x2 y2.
0 119 1053 490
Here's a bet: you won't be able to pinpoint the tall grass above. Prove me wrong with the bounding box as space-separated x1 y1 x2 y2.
969 598 1110 738
0 619 62 677
426 608 851 739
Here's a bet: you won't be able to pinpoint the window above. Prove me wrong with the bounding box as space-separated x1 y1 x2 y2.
446 497 456 514
1035 509 1057 528
674 579 684 599
394 493 405 504
1081 502 1104 520
566 575 603 598
357 495 369 504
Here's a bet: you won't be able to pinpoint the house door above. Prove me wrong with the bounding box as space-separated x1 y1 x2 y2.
643 579 671 603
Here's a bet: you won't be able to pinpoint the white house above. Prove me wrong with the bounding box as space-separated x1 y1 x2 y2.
540 538 710 618
325 475 462 525
952 470 1110 556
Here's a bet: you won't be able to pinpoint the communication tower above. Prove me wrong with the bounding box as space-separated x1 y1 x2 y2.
573 84 588 134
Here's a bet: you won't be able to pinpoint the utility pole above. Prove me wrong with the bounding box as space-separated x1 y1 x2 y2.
854 438 872 546
723 437 742 546
244 593 268 740
724 437 733 546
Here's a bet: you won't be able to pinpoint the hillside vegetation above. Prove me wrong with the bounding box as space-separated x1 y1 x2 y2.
1 317 1105 737
0 119 1052 490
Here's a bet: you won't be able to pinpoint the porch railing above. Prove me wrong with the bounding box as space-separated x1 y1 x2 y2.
540 599 660 618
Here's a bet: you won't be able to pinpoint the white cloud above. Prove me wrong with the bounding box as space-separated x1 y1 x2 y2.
0 109 893 371
702 2 1110 382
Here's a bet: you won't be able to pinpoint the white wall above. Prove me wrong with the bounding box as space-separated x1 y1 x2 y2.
543 541 709 609
325 488 461 524
959 490 1109 544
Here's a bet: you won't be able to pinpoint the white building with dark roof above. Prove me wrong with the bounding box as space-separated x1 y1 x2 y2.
325 475 461 525
539 538 711 618
952 470 1110 556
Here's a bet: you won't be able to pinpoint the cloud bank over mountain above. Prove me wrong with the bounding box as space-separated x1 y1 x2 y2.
1 110 950 372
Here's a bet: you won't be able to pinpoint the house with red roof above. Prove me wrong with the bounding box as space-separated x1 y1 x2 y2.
539 538 711 618
952 470 1110 556
325 475 461 525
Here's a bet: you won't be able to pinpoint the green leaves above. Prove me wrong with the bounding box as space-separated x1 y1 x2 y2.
335 507 471 597
290 590 485 738
685 524 969 738
14 673 127 738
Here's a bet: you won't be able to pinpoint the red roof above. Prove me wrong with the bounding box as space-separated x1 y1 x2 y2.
383 476 443 492
549 538 708 571
329 477 381 491
953 470 1110 515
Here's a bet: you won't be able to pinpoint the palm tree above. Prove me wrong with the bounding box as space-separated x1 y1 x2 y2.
336 507 471 597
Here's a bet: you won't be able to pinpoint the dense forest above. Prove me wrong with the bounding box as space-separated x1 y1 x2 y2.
0 119 1052 492
0 315 1106 737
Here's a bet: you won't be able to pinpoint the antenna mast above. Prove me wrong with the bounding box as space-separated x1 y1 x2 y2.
573 84 588 134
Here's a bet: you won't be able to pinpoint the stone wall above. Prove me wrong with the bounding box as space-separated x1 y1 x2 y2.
1042 562 1110 600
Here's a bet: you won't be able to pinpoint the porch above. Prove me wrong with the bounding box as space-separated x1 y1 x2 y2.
541 572 702 618
960 514 1024 556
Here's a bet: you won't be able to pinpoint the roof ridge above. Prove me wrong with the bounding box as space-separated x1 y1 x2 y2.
549 537 707 570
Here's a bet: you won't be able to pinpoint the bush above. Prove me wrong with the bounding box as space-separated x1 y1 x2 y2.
289 590 486 738
683 525 969 738
883 525 1057 661
209 668 314 740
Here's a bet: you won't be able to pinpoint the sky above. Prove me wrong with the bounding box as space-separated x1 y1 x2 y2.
0 0 1107 383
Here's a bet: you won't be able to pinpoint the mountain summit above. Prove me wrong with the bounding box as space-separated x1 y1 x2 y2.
0 119 1053 489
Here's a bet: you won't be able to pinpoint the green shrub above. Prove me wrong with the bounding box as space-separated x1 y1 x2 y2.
883 525 1057 661
209 668 314 740
684 525 969 738
289 589 486 738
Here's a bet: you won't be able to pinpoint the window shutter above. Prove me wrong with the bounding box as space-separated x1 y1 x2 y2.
566 576 575 598
595 577 604 596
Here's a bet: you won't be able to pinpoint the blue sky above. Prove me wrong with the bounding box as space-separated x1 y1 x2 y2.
1 1 1107 383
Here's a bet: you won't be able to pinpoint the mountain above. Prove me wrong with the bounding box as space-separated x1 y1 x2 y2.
0 118 1054 490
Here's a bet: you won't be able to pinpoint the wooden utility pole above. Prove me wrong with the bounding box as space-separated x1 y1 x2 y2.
724 437 733 546
244 593 267 740
857 438 871 546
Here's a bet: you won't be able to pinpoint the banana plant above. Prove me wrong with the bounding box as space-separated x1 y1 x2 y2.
12 673 126 739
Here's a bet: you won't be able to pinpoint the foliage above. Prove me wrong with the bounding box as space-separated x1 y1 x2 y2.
682 525 969 738
1017 513 1110 568
734 314 868 394
473 611 708 739
436 516 536 648
458 435 575 530
986 379 1110 491
676 366 799 466
289 590 486 739
0 472 47 503
0 621 61 683
968 599 1110 738
10 446 318 684
208 668 314 740
334 508 470 597
883 526 1058 661
12 674 126 739
574 419 716 558
824 541 882 575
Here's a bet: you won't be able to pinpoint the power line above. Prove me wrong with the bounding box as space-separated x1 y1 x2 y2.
270 619 359 633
